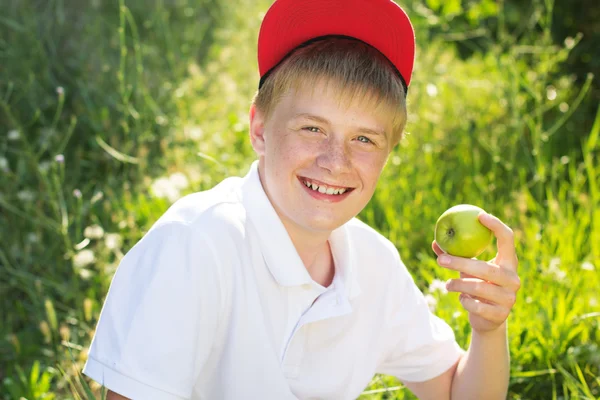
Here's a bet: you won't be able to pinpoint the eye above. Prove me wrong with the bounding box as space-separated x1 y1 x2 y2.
302 126 321 133
357 135 374 144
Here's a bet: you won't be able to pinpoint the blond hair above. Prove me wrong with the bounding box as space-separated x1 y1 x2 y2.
252 37 408 147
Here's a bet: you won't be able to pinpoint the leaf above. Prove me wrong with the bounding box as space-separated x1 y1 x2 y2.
0 16 26 32
426 0 442 12
585 102 600 151
30 360 40 391
442 0 462 16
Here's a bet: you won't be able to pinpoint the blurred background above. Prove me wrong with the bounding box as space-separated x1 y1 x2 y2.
0 0 598 398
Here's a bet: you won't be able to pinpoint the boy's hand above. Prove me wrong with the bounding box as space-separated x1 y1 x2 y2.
432 212 521 334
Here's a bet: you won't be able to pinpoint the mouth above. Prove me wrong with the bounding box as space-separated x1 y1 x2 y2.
298 176 355 196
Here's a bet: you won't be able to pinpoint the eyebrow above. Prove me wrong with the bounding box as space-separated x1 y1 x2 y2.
292 113 388 138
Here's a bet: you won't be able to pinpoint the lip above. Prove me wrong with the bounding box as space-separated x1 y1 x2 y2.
298 176 353 190
297 176 354 203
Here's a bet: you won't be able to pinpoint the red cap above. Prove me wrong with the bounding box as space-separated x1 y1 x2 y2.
257 0 416 94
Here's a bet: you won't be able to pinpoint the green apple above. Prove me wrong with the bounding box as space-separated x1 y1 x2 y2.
434 204 493 258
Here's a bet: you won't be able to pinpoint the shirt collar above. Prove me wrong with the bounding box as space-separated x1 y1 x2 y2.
241 160 361 299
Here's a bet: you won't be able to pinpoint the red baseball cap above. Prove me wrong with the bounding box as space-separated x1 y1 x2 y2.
257 0 416 95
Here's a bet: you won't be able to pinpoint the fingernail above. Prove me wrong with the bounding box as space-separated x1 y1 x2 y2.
438 255 451 265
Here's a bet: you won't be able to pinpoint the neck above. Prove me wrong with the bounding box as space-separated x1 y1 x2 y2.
280 218 335 287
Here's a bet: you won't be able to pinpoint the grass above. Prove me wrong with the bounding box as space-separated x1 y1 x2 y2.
0 0 598 399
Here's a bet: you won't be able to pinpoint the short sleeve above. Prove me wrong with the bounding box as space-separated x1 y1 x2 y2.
83 222 226 399
376 256 464 383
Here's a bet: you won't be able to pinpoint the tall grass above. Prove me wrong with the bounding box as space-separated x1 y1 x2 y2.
0 0 598 399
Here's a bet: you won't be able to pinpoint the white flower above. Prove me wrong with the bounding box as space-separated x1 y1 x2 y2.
424 294 437 312
150 171 189 203
105 233 122 250
78 268 93 280
151 174 188 203
552 268 567 280
151 177 179 202
0 157 8 171
185 126 204 140
17 190 35 202
564 36 576 49
546 257 566 280
155 115 168 125
428 279 448 294
169 172 189 190
90 191 104 204
581 261 595 271
73 250 95 268
546 86 557 101
84 224 104 240
426 83 438 97
8 130 20 141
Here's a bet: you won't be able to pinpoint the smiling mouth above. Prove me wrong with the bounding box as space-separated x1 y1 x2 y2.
299 176 355 196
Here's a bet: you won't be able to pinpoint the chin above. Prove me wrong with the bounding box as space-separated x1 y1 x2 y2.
301 215 347 232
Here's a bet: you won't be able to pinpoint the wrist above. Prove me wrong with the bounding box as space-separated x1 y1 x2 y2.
472 321 508 338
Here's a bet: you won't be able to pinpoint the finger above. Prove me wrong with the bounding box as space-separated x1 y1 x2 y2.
446 278 517 308
432 241 444 257
461 293 493 305
459 272 479 280
459 295 511 324
478 212 518 268
438 255 521 291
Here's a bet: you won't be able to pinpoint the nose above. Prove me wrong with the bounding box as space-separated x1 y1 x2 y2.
316 136 352 175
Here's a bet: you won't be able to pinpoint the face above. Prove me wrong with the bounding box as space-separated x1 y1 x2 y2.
249 80 393 239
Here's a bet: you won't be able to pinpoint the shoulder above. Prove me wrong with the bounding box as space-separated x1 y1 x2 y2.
121 176 248 275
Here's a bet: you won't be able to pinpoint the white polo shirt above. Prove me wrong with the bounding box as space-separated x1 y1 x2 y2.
83 160 463 400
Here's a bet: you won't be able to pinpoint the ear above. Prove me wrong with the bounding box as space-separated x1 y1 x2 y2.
249 104 267 157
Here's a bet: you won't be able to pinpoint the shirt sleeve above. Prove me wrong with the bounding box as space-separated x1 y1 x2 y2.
83 221 226 399
376 255 465 383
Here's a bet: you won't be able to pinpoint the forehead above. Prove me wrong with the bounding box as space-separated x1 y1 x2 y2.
275 77 396 127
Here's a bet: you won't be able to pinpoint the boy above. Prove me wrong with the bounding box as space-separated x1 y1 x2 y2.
83 0 521 399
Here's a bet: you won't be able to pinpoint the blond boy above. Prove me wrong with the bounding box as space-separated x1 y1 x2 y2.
84 1 521 399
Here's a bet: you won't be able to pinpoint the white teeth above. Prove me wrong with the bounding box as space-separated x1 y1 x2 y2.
302 179 349 196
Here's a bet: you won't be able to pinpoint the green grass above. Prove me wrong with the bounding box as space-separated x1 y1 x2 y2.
1 0 598 399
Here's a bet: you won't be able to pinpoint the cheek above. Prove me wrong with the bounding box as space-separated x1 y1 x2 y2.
355 155 387 186
267 130 295 153
272 133 318 160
